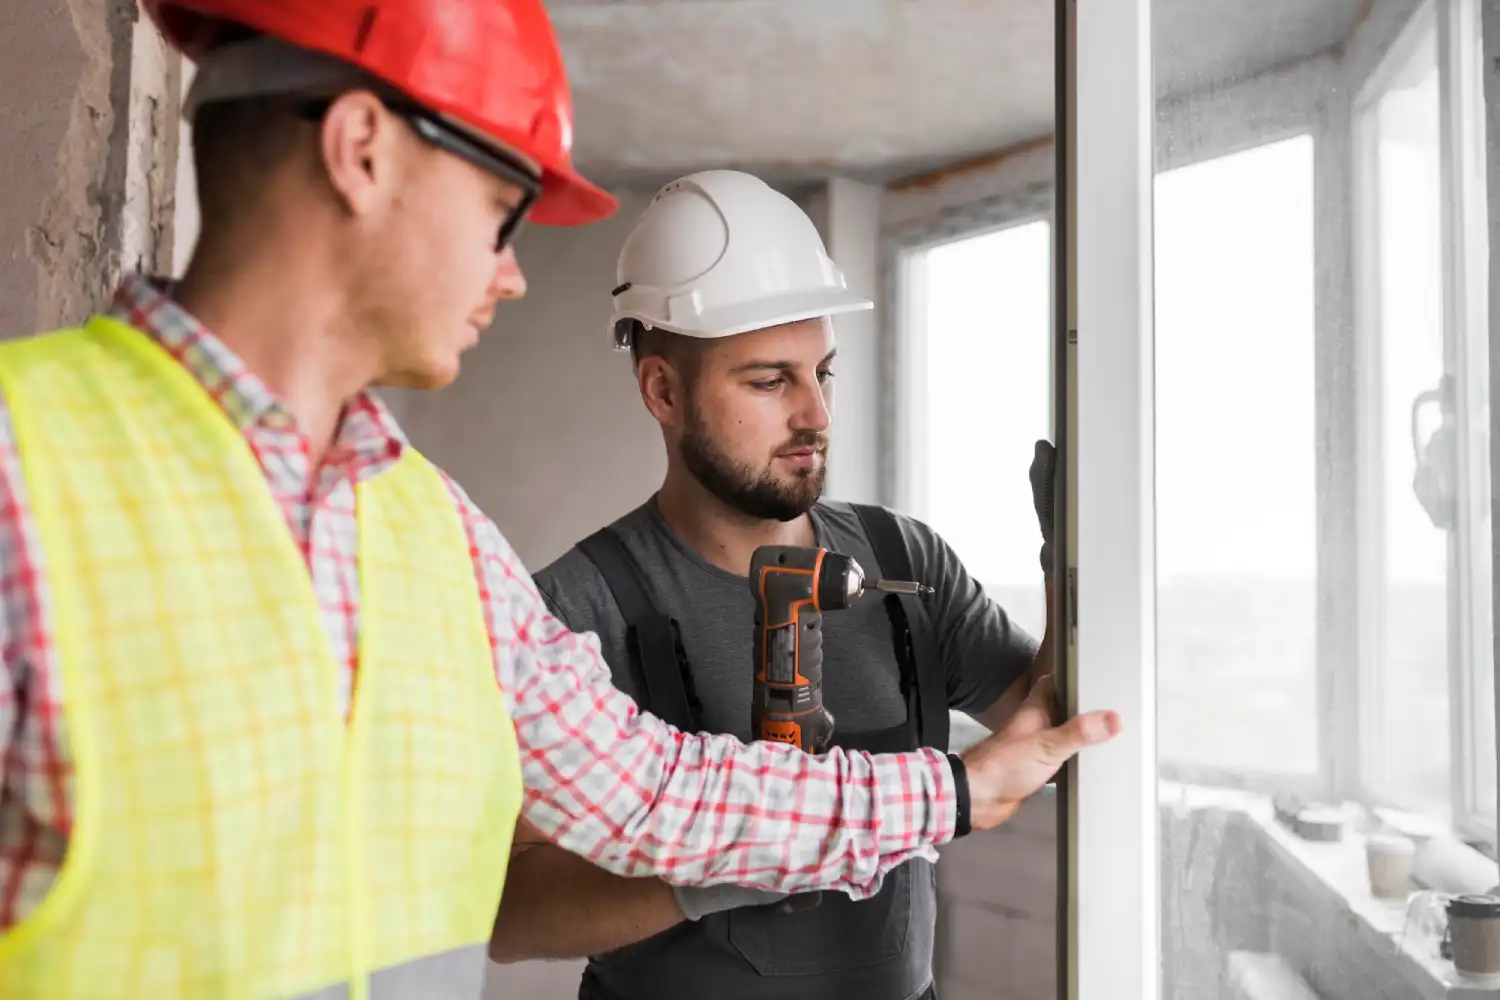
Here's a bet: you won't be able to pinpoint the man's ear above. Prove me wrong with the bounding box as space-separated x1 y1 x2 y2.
318 90 402 217
638 356 685 427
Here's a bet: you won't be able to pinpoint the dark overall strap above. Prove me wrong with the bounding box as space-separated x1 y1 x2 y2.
577 527 700 732
849 504 949 752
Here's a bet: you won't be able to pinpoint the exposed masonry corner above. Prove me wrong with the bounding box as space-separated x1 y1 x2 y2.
29 0 179 331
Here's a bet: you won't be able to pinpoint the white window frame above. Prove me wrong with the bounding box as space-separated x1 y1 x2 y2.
1349 0 1496 845
1349 0 1444 822
1434 0 1495 846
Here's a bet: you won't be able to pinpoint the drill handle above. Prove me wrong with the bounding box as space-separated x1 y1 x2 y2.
750 546 824 624
751 606 834 753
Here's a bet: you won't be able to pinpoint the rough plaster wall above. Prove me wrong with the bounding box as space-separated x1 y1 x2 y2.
0 0 179 338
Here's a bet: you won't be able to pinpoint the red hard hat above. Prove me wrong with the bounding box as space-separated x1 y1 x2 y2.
140 0 616 227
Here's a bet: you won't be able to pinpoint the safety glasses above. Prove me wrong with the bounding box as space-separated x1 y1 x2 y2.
298 97 542 253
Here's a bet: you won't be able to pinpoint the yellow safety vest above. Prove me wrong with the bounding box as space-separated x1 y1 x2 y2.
0 316 522 1000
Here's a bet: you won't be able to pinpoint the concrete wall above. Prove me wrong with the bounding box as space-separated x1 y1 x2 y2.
0 1 179 338
0 3 84 335
386 189 663 572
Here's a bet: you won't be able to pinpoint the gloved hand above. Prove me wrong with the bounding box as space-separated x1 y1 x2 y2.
1029 439 1057 575
673 883 791 922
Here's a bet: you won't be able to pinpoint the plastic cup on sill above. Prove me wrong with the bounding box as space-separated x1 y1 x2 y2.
1367 833 1417 899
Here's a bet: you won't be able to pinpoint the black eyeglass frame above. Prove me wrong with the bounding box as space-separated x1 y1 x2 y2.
298 95 543 253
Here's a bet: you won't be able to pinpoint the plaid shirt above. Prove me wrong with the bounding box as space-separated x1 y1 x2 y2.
0 275 957 931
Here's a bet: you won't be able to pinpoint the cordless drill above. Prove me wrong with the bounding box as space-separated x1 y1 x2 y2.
748 544 931 912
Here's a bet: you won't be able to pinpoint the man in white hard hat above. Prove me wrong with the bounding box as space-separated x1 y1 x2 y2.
490 169 1063 1000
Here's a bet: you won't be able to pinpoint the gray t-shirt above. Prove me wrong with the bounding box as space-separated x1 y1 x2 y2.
532 498 1038 742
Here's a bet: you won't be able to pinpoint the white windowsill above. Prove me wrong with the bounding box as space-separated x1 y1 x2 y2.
1165 783 1500 1000
952 715 1499 997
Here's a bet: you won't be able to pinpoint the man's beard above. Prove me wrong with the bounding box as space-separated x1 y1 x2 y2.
680 409 827 522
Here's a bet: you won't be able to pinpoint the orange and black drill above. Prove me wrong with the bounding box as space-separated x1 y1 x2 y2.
750 544 932 751
749 544 932 910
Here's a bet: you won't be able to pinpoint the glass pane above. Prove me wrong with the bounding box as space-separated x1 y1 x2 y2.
1151 0 1496 996
1154 136 1318 778
917 221 1051 639
1361 19 1451 817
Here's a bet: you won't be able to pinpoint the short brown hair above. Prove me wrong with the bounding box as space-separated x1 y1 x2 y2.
626 320 706 386
189 96 311 240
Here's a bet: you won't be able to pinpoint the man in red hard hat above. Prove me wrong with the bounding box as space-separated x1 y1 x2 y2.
0 3 1120 998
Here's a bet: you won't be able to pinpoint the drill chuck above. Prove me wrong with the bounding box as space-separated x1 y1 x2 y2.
819 552 862 609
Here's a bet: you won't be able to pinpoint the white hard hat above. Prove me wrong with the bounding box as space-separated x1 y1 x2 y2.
609 169 873 350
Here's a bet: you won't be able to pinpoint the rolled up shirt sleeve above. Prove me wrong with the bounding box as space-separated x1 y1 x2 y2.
463 506 959 899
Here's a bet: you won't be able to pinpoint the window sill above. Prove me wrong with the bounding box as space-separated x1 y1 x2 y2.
1164 783 1500 1000
950 715 1499 997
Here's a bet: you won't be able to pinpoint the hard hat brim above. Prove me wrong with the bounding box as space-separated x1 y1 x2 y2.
620 287 874 340
530 163 620 226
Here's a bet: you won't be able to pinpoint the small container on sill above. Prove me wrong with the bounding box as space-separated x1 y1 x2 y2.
1446 893 1500 981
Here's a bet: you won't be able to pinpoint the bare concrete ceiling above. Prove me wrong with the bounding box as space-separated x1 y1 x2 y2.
547 0 1370 189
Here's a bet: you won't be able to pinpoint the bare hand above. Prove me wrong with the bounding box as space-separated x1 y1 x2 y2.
958 674 1121 830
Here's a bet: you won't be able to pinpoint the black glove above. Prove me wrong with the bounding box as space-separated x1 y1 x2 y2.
1029 439 1056 576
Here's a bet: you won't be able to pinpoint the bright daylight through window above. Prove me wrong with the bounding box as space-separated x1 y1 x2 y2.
904 219 1051 642
1155 135 1320 781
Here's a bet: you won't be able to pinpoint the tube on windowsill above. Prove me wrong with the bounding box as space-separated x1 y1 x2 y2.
1413 836 1500 896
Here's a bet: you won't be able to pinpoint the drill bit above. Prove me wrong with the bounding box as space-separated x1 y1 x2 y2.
874 579 933 597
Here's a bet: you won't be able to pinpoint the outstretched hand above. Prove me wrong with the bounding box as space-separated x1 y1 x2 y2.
958 673 1120 830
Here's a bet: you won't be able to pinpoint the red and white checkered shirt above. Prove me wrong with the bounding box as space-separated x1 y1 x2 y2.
0 275 957 931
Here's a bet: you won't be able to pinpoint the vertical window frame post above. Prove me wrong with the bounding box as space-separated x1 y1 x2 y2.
1064 0 1161 996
